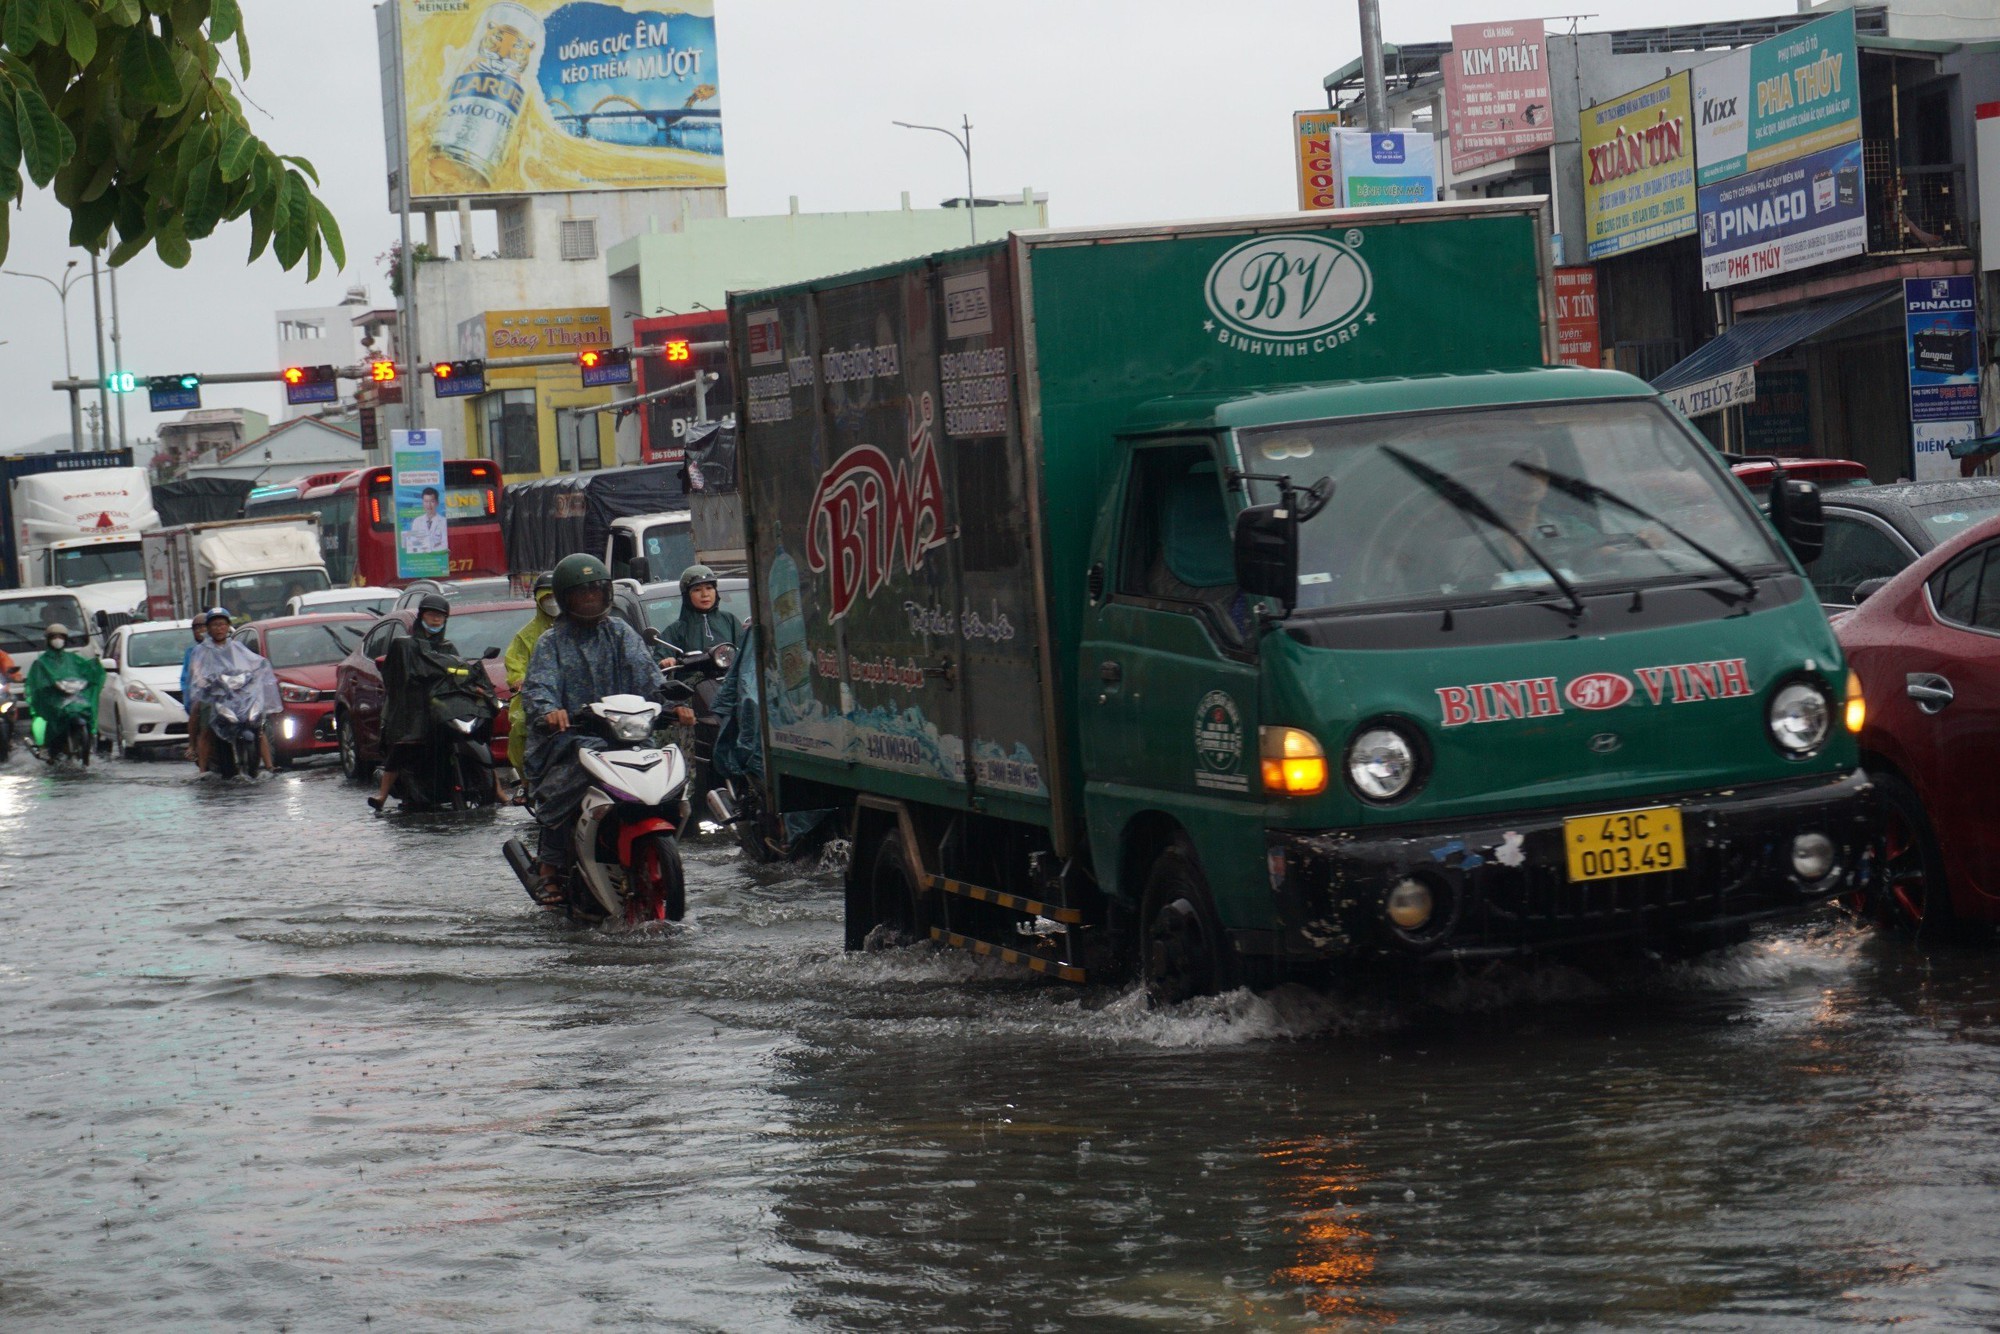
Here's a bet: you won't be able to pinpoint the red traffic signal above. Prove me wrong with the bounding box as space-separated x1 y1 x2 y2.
577 346 630 370
370 360 399 384
431 359 487 399
663 339 691 363
281 364 338 405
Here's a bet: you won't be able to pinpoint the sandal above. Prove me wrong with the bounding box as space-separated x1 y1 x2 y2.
531 874 567 910
367 796 386 812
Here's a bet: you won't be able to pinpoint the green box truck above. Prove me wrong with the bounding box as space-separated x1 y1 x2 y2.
729 200 1877 1001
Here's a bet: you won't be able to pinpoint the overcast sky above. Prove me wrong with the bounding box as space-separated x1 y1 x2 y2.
0 0 1789 452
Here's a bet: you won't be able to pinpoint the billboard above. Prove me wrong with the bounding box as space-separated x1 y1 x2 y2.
1444 19 1553 175
458 306 614 358
398 0 723 201
1698 139 1866 289
1905 275 1981 481
1582 72 1696 260
1332 130 1438 208
1695 12 1859 186
391 430 451 580
1553 267 1600 368
1293 111 1343 211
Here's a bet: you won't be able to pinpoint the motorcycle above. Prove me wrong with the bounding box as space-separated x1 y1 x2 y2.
0 680 21 762
503 684 695 925
396 648 501 811
657 634 735 824
32 677 95 768
206 671 270 778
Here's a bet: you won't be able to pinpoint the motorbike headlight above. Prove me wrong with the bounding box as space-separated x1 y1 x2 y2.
449 717 476 734
124 680 158 704
609 711 657 741
1768 681 1831 756
279 682 316 703
1345 726 1419 802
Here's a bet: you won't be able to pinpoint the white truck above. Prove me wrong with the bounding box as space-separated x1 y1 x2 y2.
3 461 160 624
143 517 331 624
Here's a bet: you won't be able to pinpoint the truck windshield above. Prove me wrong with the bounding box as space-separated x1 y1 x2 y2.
1238 400 1786 614
0 595 87 650
218 570 332 622
51 544 143 587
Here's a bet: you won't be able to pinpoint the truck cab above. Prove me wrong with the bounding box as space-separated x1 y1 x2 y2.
1079 370 1870 990
38 534 149 623
608 511 695 584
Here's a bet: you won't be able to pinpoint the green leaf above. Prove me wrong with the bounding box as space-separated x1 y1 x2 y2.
14 85 65 186
0 165 22 205
36 0 67 44
60 0 97 63
4 0 43 54
209 0 239 43
67 191 119 251
246 202 270 263
0 202 10 266
234 23 249 78
310 196 344 271
0 97 19 174
271 170 303 267
180 153 216 237
280 154 318 187
154 218 190 269
120 27 182 107
305 221 322 281
217 124 254 181
104 0 143 25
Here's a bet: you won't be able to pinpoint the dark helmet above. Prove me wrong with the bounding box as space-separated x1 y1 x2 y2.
552 553 613 622
532 571 556 598
203 606 232 627
679 563 718 595
417 593 451 617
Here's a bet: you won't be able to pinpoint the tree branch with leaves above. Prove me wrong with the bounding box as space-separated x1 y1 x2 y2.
0 0 344 275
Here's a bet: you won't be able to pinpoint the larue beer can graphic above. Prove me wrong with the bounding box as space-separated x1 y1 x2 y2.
430 3 545 186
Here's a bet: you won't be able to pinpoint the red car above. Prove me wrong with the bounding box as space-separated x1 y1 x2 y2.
234 614 373 767
1836 512 2000 934
333 601 531 780
1730 456 1872 505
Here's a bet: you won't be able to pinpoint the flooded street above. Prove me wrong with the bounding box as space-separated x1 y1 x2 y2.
4 761 2000 1329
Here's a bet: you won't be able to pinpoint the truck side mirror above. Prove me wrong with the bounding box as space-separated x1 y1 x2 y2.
1769 477 1825 565
1233 502 1299 611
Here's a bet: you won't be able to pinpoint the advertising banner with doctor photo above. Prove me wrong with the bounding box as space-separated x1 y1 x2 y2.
392 430 452 580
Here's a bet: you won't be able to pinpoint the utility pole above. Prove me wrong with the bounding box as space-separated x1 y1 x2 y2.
392 1 425 431
1358 0 1389 132
109 265 127 450
4 261 84 451
89 253 110 450
893 116 978 244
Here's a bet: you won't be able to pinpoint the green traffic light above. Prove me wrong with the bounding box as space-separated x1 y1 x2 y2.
106 371 138 393
177 374 200 390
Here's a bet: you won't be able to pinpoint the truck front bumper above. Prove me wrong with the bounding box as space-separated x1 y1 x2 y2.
1263 769 1878 964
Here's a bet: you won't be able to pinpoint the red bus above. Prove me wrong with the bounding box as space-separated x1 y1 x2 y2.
248 461 505 586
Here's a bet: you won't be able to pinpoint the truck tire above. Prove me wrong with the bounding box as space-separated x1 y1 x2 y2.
865 831 936 949
1140 839 1234 1008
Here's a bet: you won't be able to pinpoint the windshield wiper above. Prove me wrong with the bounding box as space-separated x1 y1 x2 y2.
1512 462 1758 601
1380 446 1587 617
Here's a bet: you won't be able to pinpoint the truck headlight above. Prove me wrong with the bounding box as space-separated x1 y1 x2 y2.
1768 681 1831 756
1345 726 1418 802
1260 726 1328 796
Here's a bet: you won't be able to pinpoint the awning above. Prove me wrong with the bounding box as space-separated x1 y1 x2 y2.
1650 289 1897 417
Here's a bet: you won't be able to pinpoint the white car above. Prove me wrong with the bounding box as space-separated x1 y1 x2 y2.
98 619 193 758
284 587 398 619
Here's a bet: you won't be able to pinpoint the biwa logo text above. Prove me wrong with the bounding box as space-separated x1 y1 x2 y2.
1204 233 1373 348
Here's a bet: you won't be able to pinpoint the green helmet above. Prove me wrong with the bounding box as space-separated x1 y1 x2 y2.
551 552 612 621
679 563 717 595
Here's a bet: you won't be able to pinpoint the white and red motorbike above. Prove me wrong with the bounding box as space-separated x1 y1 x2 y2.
504 691 692 925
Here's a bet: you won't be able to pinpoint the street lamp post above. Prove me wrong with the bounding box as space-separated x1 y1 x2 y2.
893 115 978 245
2 260 85 451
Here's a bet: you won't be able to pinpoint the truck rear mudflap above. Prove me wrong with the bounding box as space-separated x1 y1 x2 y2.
1264 769 1878 965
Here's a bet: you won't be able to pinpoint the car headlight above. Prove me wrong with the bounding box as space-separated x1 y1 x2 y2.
1260 726 1327 796
279 682 317 703
1768 680 1831 755
1345 726 1418 802
123 680 158 704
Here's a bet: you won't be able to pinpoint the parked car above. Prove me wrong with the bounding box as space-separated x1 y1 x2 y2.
234 614 371 766
393 577 516 610
1836 511 2000 935
284 586 398 618
333 601 529 779
1728 455 1872 506
97 619 193 759
1797 478 2000 609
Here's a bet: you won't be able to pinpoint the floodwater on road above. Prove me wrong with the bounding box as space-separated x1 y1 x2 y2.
4 759 2000 1330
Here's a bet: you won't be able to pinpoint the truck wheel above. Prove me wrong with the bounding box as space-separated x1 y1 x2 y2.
866 832 936 948
1871 770 1955 941
1140 840 1234 1007
337 712 374 783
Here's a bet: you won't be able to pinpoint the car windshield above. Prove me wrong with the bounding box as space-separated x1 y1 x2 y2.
305 595 391 616
218 570 332 622
51 543 143 587
0 595 87 650
263 623 365 669
440 607 534 660
124 629 188 669
441 578 512 602
1238 400 1787 614
1910 493 2000 541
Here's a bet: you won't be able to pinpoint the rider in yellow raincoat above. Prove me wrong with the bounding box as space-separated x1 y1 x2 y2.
504 573 557 771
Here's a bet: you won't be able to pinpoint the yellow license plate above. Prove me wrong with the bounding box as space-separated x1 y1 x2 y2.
1563 806 1685 883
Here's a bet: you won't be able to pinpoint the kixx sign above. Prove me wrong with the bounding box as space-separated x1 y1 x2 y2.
1437 659 1753 726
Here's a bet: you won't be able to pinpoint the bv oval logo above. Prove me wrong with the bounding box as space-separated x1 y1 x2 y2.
1566 672 1635 711
1205 234 1373 341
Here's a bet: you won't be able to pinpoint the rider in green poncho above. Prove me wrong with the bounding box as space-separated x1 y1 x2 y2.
24 623 104 748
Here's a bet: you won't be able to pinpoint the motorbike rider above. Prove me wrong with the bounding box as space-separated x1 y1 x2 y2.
180 614 205 763
661 564 741 664
520 553 669 903
24 623 104 750
188 608 276 773
502 573 557 778
370 593 506 811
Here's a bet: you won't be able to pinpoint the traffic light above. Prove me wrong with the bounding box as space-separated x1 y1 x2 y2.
578 344 632 387
105 371 138 394
146 374 202 411
282 364 338 406
431 358 486 399
663 339 691 364
369 360 399 384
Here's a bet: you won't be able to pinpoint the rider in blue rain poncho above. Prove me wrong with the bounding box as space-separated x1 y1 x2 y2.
520 554 668 896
